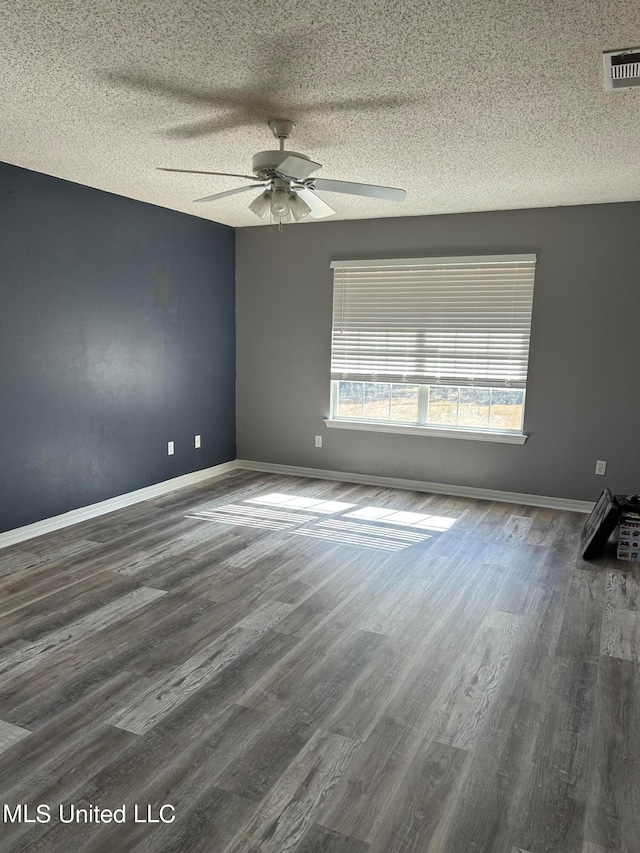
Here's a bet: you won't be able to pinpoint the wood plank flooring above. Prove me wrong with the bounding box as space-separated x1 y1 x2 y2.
0 470 638 852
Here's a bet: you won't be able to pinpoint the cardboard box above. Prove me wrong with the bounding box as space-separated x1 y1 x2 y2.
618 512 640 561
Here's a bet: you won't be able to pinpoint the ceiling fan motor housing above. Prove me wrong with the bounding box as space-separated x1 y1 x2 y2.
252 150 311 181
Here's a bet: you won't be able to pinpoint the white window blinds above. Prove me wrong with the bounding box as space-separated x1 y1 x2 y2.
330 255 536 389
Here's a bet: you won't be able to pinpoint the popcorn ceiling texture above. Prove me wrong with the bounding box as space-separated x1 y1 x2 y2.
1 0 639 226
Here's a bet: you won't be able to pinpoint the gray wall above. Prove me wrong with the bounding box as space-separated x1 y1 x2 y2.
0 162 235 534
236 203 640 502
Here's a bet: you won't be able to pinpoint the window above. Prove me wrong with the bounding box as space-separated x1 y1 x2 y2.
328 255 536 443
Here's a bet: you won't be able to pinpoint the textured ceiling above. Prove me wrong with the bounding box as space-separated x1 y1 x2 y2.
1 0 639 227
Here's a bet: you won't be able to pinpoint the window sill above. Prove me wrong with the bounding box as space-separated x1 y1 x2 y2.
324 418 528 444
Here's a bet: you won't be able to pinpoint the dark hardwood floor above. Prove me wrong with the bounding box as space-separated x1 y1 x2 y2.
0 471 638 852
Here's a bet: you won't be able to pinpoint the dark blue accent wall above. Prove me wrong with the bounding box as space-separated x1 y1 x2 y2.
0 162 235 534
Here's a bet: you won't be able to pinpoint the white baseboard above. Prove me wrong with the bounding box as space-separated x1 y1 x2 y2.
236 459 594 514
0 461 240 550
0 457 593 551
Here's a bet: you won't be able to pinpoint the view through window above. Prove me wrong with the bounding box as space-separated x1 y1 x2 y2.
335 381 525 431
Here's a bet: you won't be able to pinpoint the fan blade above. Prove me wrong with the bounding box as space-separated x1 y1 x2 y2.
275 154 322 181
295 187 336 219
311 178 406 201
194 185 266 203
158 167 258 181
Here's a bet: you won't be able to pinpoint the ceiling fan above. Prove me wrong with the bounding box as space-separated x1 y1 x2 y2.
158 119 407 225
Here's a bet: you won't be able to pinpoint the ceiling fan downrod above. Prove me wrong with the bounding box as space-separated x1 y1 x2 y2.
268 119 295 151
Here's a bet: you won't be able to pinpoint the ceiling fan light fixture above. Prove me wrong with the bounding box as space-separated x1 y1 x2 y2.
288 192 312 221
248 191 271 218
270 188 289 218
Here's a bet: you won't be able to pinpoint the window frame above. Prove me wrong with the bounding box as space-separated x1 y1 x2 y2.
327 254 535 444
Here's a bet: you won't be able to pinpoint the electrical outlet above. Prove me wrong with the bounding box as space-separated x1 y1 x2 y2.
195 434 201 449
595 460 606 475
315 435 322 448
167 441 175 456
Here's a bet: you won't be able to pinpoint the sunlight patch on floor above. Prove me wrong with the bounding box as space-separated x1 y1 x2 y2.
185 503 318 531
345 507 457 531
245 494 357 514
186 492 458 551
